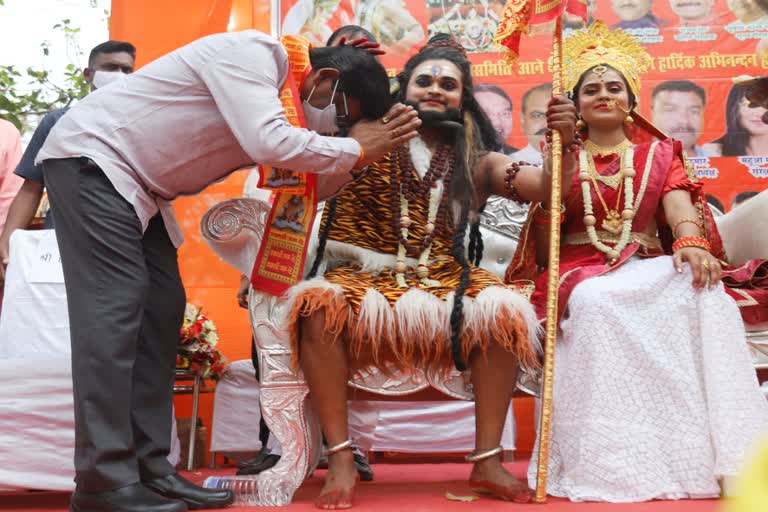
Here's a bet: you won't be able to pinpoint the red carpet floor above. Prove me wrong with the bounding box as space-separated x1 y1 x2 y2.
0 460 723 512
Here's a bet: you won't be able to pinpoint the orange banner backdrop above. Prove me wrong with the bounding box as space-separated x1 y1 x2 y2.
282 0 768 212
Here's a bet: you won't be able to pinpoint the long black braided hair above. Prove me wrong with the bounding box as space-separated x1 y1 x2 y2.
306 197 337 279
395 34 499 370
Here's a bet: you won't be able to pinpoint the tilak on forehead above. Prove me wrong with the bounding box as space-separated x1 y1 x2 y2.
581 64 625 85
412 61 461 79
589 64 608 79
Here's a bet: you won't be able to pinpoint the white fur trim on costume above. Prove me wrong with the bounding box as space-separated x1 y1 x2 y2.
324 240 422 273
394 288 450 343
391 285 541 352
409 137 432 179
472 286 542 354
357 288 396 351
279 277 345 328
280 276 541 354
444 287 541 353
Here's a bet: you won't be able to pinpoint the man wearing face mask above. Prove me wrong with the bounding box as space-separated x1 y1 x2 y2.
0 40 136 283
35 29 419 512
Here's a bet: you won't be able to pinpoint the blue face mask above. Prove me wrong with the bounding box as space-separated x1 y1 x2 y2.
302 80 348 135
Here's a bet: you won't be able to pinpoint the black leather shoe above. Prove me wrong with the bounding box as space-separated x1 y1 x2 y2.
236 453 281 475
353 450 374 482
70 482 187 512
144 473 235 510
237 447 273 470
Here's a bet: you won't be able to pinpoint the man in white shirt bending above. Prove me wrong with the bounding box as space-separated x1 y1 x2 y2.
37 29 419 512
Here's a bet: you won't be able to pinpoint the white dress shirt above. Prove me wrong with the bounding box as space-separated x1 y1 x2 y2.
37 30 361 247
694 145 718 158
510 144 543 166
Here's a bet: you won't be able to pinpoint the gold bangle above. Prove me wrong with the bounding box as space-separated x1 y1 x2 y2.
672 218 702 239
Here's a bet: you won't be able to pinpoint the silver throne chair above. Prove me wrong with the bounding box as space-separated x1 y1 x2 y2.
199 191 766 506
199 195 530 505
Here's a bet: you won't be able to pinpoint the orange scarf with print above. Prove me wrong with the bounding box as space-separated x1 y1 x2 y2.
251 35 319 296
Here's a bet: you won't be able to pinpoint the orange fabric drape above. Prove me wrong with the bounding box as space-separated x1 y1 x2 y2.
111 0 234 67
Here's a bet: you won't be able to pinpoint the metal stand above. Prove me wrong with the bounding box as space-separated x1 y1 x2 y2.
174 368 215 471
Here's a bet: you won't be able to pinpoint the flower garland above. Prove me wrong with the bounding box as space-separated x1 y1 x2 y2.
177 303 228 380
579 146 636 265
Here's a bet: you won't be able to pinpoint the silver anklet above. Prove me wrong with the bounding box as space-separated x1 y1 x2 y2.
465 446 503 463
324 439 353 456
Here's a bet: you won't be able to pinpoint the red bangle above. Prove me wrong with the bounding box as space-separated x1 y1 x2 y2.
672 235 711 253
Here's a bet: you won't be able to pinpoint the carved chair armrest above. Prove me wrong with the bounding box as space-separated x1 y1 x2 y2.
200 198 271 276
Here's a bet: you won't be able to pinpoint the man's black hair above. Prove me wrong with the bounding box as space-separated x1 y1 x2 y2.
309 45 393 119
651 80 706 105
326 25 377 46
475 83 513 110
88 40 136 67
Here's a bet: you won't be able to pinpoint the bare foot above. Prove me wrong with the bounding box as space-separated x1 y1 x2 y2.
315 450 359 509
469 458 532 503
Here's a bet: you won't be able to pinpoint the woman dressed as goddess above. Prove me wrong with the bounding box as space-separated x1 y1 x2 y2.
507 21 768 501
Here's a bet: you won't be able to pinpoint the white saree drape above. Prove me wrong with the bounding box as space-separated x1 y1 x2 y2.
528 255 768 502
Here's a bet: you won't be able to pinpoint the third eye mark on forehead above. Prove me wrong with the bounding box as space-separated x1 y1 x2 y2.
412 63 461 80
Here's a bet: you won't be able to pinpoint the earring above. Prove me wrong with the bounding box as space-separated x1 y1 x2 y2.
576 118 586 130
624 114 634 124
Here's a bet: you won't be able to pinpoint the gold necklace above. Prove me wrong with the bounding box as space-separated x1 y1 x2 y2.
579 146 638 264
584 138 633 157
585 152 624 234
584 138 632 189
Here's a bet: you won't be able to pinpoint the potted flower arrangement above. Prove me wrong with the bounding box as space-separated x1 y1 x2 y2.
177 303 228 380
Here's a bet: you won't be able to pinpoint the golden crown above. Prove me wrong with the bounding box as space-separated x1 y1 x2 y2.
563 20 652 96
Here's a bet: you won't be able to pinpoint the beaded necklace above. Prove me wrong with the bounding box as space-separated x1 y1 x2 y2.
390 144 455 287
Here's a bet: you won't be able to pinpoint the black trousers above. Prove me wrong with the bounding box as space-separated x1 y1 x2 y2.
43 158 186 492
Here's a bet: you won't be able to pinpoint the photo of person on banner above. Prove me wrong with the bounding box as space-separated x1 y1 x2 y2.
651 79 718 157
669 0 715 26
282 0 425 55
475 83 518 154
610 0 665 29
727 0 768 25
510 82 551 165
732 189 760 209
711 82 768 156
